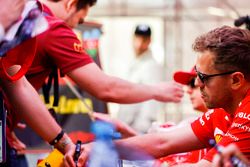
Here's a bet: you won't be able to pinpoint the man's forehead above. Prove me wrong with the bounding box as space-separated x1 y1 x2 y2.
196 51 215 71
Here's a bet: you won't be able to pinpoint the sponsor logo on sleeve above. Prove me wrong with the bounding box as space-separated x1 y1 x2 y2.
214 127 225 143
73 42 84 53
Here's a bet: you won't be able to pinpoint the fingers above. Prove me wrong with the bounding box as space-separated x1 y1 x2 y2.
93 112 112 122
77 150 88 167
221 144 249 166
64 154 75 167
167 82 184 103
212 144 250 167
77 144 91 167
63 142 76 167
212 154 223 167
64 143 92 167
154 81 184 102
16 123 26 129
221 144 240 158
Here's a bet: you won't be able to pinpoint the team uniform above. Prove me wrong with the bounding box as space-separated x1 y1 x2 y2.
191 91 250 161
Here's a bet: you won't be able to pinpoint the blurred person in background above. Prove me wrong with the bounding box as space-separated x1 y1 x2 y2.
174 67 208 113
118 24 166 133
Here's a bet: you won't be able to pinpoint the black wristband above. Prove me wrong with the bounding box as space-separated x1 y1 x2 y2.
49 130 64 145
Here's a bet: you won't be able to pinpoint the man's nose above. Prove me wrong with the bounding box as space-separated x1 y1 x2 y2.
195 77 204 88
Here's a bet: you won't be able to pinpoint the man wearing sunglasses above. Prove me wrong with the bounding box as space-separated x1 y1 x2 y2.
78 26 250 167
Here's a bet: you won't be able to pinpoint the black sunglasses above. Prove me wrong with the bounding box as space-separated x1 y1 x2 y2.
188 78 196 88
194 66 236 84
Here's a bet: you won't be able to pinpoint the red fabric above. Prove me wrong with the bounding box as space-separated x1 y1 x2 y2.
191 91 250 162
26 3 93 90
173 67 196 85
158 149 208 166
0 36 37 81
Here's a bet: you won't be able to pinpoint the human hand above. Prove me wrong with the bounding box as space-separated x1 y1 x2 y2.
0 0 25 29
212 144 250 167
52 133 75 167
75 143 92 167
9 131 26 155
16 122 26 129
63 143 76 167
153 81 184 103
93 112 138 138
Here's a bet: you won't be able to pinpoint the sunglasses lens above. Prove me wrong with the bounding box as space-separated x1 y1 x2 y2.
198 73 205 83
189 78 196 88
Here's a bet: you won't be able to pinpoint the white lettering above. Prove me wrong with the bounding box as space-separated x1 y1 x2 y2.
199 117 205 126
236 112 250 121
205 110 214 120
231 122 250 133
225 133 239 141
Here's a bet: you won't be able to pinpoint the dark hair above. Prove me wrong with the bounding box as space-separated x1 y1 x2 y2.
193 26 250 79
134 24 151 37
51 0 97 10
76 0 97 10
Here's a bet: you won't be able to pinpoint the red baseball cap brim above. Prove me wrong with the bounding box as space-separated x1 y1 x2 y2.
173 67 196 85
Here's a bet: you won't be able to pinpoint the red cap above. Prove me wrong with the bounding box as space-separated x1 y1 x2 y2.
173 67 196 85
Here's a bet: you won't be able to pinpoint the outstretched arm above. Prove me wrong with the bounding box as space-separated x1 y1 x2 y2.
76 123 206 166
115 124 205 159
67 63 184 104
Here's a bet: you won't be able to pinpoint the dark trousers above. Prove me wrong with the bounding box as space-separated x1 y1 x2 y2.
0 144 28 167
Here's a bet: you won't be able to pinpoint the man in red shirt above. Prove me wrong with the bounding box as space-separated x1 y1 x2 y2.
28 0 183 102
79 26 250 167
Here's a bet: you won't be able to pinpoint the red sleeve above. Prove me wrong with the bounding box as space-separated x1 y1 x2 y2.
191 110 215 148
205 111 250 162
201 105 250 162
0 37 37 81
42 21 93 75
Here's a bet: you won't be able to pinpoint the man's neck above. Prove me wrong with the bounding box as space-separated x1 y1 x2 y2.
135 49 150 58
39 0 64 19
225 86 250 115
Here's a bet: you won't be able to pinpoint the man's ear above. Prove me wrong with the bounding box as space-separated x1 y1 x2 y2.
231 72 245 90
65 0 77 12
